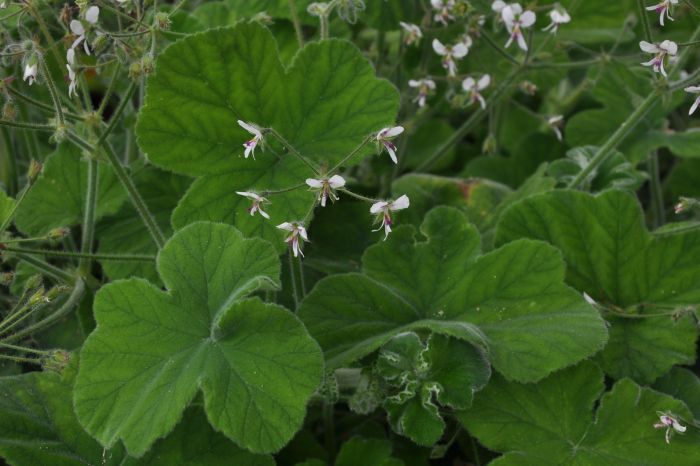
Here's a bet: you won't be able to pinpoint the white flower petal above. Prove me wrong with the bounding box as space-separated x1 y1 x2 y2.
305 178 324 188
370 201 389 214
237 119 262 137
298 226 309 241
639 40 659 53
452 42 469 58
520 10 536 27
391 195 410 211
70 20 85 36
384 126 404 138
408 79 421 87
277 222 295 231
328 175 346 188
462 77 476 91
86 6 100 24
432 38 447 55
478 74 491 90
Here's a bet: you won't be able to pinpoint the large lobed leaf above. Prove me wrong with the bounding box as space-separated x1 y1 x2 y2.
74 222 323 456
299 206 608 382
497 189 700 383
136 22 399 251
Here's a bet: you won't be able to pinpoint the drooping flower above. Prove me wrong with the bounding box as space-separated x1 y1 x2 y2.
685 85 700 115
236 191 270 219
542 8 571 34
431 0 455 25
237 120 264 159
399 22 423 46
306 175 346 207
370 195 410 240
654 412 686 444
646 0 678 26
408 78 437 107
376 126 404 164
502 4 536 51
640 40 677 77
277 222 308 257
548 115 564 141
432 38 469 77
70 6 100 55
66 65 78 98
462 75 491 109
23 63 37 85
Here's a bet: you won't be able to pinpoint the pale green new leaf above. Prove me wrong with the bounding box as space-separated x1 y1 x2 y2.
14 145 126 236
74 222 323 456
460 362 700 465
497 189 700 383
136 23 399 250
299 206 607 382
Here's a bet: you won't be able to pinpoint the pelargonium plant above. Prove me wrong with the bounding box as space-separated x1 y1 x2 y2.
1 0 700 464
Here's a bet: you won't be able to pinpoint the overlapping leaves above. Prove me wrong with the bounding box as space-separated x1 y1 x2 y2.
74 222 323 456
136 22 399 250
299 206 608 382
497 189 700 383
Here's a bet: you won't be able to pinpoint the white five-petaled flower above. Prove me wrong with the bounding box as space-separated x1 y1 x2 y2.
647 0 678 26
502 4 536 51
23 63 37 85
370 195 410 240
236 191 270 219
277 222 308 257
542 8 571 34
70 6 99 55
408 78 436 107
654 412 687 444
548 115 564 141
462 75 491 110
431 0 455 25
640 40 677 77
432 39 469 77
376 126 404 164
685 85 700 115
306 175 346 207
399 22 423 46
237 120 264 159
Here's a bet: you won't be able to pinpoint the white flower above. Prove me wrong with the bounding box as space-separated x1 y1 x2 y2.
654 412 686 444
277 222 308 257
462 75 491 110
647 0 678 26
685 85 700 115
432 38 469 77
492 0 507 13
23 63 37 85
399 22 422 46
236 191 270 219
548 115 564 141
431 0 455 25
306 175 345 207
376 126 404 164
640 40 677 77
70 6 99 55
408 78 436 107
66 64 78 98
370 195 410 240
543 8 571 34
502 4 536 51
237 120 264 159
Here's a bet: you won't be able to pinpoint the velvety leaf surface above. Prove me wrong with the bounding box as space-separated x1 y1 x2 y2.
497 189 700 383
74 222 323 456
299 206 607 382
137 22 399 250
654 367 700 419
459 361 700 465
14 145 126 236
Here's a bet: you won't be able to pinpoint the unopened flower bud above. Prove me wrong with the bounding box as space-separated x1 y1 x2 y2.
452 0 473 17
674 197 698 214
128 61 143 79
27 160 43 183
51 124 67 144
336 0 365 24
251 11 273 25
482 133 497 155
23 274 42 293
141 55 155 75
46 285 70 301
48 227 70 240
154 12 171 30
28 286 49 306
307 2 330 16
42 349 71 373
2 100 16 120
0 271 14 286
519 80 538 95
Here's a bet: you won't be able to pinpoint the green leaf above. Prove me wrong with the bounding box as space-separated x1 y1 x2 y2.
363 0 420 31
14 145 126 236
136 23 399 250
460 361 700 465
377 333 490 445
335 437 404 466
654 367 700 420
74 222 323 455
497 189 700 383
299 206 607 382
96 167 191 283
0 187 14 228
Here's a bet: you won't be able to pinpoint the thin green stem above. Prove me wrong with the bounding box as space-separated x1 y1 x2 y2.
4 246 155 261
296 255 306 296
567 91 659 189
289 0 304 48
12 253 75 284
320 13 329 40
266 128 319 175
637 0 653 43
0 353 39 364
685 0 700 16
0 119 54 131
0 127 17 195
670 66 700 91
97 62 122 116
0 342 50 355
0 177 34 235
37 54 65 126
669 23 700 79
324 402 336 459
262 183 307 196
338 188 379 203
79 158 98 274
288 251 300 309
481 30 520 66
29 3 64 68
648 151 665 228
417 67 522 172
329 136 373 173
7 87 83 120
653 222 700 237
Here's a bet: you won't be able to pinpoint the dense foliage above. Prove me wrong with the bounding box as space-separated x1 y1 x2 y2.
1 0 700 464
